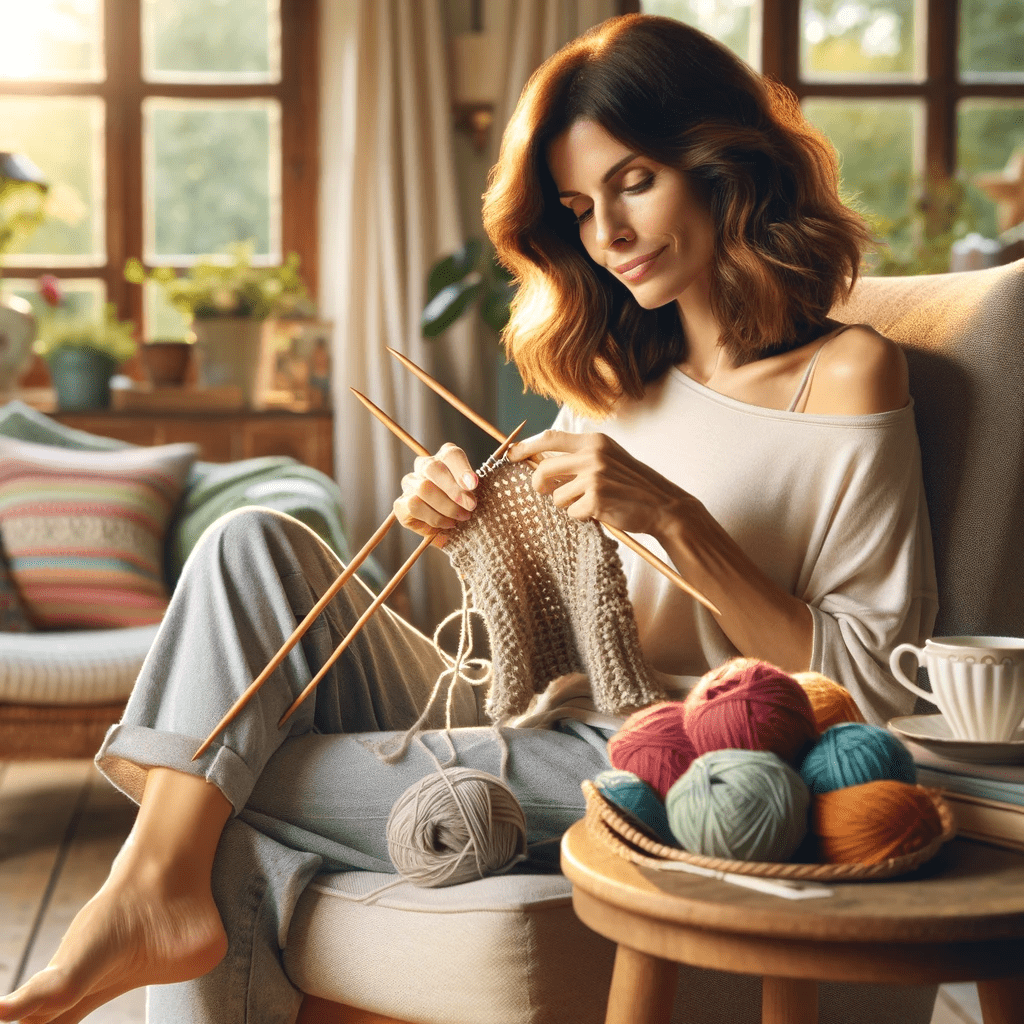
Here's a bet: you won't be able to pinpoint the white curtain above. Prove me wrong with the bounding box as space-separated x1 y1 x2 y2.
320 0 482 630
319 0 617 631
488 0 619 162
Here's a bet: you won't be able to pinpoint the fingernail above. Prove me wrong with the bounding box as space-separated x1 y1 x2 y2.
457 510 471 521
462 473 477 489
461 494 477 510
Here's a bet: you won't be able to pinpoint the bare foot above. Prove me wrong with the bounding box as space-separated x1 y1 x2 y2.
0 855 227 1024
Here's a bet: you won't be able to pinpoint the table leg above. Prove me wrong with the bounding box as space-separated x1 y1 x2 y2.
978 977 1024 1024
604 943 677 1024
762 977 817 1024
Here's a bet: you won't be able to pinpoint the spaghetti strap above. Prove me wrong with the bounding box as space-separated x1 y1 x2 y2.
787 323 871 413
787 343 829 413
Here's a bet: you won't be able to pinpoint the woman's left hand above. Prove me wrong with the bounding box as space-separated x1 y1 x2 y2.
507 430 695 539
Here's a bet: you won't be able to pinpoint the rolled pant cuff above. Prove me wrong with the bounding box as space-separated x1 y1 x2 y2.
95 722 259 813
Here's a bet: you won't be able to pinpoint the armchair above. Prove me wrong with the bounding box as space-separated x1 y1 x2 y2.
286 259 1024 1024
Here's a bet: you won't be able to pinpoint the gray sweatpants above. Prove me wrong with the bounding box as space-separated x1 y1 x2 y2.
95 507 612 1024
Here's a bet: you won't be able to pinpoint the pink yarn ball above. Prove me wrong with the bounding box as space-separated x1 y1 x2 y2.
684 658 818 766
607 701 697 799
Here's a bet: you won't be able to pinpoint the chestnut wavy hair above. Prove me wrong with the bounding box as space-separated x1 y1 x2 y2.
482 13 872 418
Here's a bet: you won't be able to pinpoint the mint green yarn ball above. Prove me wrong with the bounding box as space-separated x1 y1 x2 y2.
665 749 810 862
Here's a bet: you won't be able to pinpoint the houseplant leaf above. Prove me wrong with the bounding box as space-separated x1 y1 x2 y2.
426 239 482 302
421 274 484 337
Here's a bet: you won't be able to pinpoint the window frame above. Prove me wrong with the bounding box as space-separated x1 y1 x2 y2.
0 0 320 334
624 0 1024 180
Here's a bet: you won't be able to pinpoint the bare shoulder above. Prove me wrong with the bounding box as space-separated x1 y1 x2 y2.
805 325 909 416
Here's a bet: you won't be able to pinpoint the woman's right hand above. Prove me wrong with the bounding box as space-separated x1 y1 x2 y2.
394 442 479 547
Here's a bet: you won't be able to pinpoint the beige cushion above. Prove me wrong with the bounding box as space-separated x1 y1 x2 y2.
0 624 159 704
283 871 616 1024
835 259 1024 639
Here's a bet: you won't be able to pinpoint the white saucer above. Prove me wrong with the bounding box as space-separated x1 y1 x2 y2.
888 714 1024 765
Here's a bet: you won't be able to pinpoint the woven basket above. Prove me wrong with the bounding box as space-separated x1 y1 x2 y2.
582 778 956 882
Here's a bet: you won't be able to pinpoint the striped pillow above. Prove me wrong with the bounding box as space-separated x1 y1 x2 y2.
0 438 198 629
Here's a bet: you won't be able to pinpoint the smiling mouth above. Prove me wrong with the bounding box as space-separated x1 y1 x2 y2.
614 247 666 277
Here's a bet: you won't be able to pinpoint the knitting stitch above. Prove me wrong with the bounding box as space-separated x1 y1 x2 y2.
443 459 665 722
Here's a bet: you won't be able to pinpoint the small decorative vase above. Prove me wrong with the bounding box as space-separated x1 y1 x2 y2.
191 317 265 406
0 294 37 404
47 347 119 411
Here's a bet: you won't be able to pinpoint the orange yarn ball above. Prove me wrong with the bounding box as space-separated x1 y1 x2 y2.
684 658 818 766
793 671 866 731
608 701 697 799
811 780 944 865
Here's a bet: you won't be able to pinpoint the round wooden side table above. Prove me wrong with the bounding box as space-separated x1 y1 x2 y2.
561 820 1024 1024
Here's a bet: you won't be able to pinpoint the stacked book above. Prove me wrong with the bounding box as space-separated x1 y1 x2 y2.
901 740 1024 851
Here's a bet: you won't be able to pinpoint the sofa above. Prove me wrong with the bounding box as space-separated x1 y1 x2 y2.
0 399 384 760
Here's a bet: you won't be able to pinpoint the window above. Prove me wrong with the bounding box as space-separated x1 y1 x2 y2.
0 0 318 345
633 0 1024 265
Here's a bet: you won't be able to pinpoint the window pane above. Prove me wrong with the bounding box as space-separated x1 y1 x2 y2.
802 98 922 243
640 0 761 70
1 277 105 323
144 281 193 341
142 0 281 84
144 98 281 263
0 0 103 82
958 100 1024 238
800 0 921 81
0 96 105 266
960 0 1024 81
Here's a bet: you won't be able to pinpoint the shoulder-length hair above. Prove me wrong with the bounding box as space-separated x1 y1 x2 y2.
482 13 873 418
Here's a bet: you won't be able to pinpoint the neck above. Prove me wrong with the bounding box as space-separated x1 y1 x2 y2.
676 280 725 382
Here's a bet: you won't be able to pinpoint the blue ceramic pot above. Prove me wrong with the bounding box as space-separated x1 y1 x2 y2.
48 347 118 411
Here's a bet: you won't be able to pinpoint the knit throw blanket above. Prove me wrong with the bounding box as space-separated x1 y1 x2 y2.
443 459 666 723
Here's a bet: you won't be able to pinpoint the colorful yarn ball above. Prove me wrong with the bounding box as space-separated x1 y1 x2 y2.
607 701 697 798
683 658 818 766
800 722 916 795
793 671 866 731
593 769 676 847
665 749 810 862
811 780 944 865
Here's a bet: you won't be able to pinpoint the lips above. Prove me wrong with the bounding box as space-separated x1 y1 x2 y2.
614 246 666 276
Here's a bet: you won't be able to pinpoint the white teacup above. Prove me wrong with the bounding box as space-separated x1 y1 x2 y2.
889 636 1024 742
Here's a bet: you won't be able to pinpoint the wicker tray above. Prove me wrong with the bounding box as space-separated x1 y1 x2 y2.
582 778 957 882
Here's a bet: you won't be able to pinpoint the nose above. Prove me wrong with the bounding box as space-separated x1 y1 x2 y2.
592 199 632 250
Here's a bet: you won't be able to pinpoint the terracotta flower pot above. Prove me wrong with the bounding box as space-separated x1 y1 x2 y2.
141 341 192 387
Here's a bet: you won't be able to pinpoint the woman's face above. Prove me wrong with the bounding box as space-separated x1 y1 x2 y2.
547 119 716 311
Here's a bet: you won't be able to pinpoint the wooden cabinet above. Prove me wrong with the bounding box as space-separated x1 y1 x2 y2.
54 409 335 477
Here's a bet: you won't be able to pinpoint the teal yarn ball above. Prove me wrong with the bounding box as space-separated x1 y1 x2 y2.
665 749 809 862
799 722 917 795
594 769 677 847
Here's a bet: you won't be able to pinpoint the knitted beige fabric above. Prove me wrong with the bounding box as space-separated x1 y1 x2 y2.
443 458 665 723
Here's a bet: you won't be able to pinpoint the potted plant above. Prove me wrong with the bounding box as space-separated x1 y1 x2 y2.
125 241 310 406
33 277 137 411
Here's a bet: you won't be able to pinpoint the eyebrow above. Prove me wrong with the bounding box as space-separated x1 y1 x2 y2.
557 153 638 198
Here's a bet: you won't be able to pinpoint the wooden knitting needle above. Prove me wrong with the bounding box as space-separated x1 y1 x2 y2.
276 419 528 728
385 346 721 617
192 512 400 760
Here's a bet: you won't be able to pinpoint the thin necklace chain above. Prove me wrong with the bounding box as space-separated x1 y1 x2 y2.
688 344 723 387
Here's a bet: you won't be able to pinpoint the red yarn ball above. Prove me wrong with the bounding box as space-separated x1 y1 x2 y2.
684 658 818 766
608 701 697 799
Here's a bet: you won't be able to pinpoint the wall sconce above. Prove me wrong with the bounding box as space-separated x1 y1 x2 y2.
451 30 502 152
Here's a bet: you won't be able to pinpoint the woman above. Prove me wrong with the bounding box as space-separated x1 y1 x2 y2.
0 14 936 1024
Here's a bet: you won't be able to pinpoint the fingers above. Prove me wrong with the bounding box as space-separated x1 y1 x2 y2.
393 442 478 544
507 429 585 463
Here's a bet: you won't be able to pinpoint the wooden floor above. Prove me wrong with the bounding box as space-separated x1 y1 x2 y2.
0 760 144 1023
0 759 983 1024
